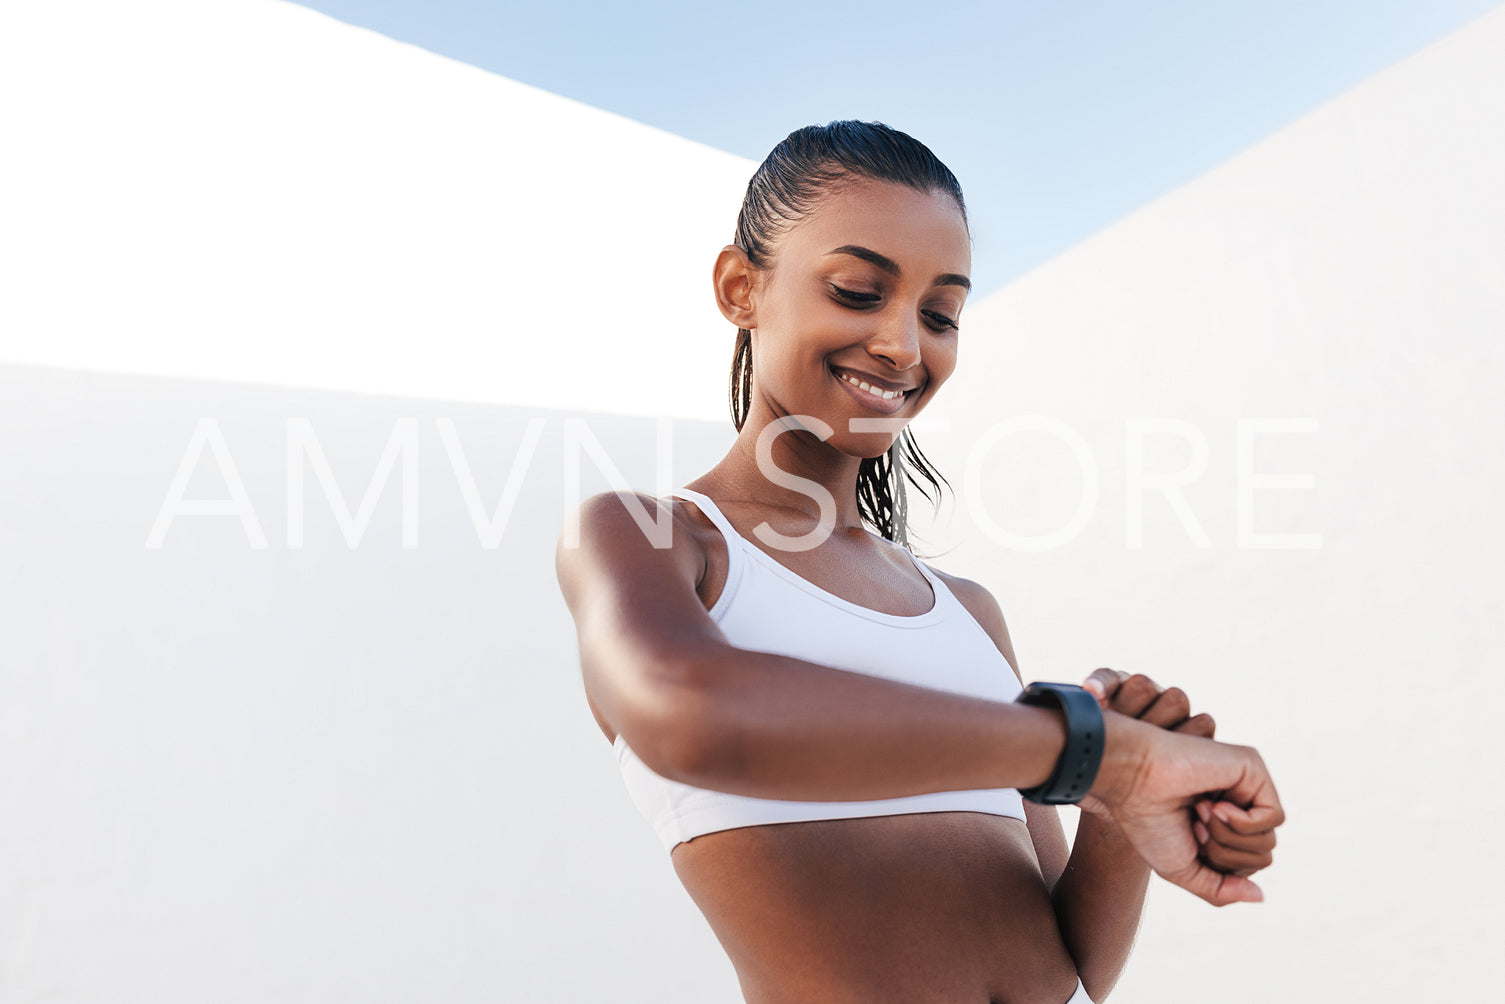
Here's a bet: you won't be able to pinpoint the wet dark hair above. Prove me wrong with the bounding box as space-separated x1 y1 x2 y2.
729 120 967 550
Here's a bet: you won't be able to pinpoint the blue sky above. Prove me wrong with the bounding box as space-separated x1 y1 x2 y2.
290 0 1501 295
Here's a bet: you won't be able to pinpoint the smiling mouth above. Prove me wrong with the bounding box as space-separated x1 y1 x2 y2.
837 371 905 400
830 366 918 415
832 367 913 399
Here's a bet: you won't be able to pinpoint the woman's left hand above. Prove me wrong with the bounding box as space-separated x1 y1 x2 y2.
1076 669 1276 880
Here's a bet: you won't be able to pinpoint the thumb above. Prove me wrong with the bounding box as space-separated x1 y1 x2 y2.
1082 667 1126 707
1170 857 1266 907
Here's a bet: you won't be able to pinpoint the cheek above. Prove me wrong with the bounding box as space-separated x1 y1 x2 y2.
747 334 817 399
928 340 960 387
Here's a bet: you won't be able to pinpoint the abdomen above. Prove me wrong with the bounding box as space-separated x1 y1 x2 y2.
670 811 1081 1003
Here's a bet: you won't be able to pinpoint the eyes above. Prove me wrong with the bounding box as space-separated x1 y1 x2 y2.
831 284 960 332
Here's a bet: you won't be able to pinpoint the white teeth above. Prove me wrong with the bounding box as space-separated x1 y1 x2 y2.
840 371 904 400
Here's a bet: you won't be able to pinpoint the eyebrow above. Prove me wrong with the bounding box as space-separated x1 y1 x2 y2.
825 244 971 292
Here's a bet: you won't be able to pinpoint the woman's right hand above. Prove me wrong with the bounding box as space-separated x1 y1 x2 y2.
1074 668 1215 824
1080 668 1279 887
1087 712 1285 907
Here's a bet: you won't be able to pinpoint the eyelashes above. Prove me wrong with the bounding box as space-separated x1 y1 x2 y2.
831 285 880 304
831 285 960 331
926 311 960 331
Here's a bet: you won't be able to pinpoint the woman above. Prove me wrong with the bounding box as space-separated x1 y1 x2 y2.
556 121 1282 1004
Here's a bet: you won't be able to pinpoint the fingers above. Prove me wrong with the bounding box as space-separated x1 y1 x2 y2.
1104 673 1157 716
1113 731 1281 908
1082 669 1159 716
1191 793 1280 878
1082 667 1127 705
1176 859 1266 906
1172 712 1216 739
1094 672 1197 731
1194 821 1272 877
1201 844 1272 877
1207 800 1283 838
1216 752 1286 834
1080 671 1209 737
1138 685 1191 729
1195 802 1278 849
1148 814 1266 906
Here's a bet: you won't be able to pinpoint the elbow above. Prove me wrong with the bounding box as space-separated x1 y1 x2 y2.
1082 975 1117 1003
638 703 728 788
1074 956 1126 1004
613 652 736 787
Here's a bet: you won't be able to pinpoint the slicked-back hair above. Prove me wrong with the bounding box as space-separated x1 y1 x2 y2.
728 120 966 550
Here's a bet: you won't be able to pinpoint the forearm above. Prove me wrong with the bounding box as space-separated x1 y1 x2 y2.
637 644 1076 801
1051 813 1152 1001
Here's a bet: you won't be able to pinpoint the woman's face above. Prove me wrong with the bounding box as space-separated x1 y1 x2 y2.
746 176 972 458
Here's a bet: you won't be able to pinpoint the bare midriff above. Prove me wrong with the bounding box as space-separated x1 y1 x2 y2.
669 811 1082 1004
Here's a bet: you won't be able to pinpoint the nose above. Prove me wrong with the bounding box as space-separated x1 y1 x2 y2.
865 308 922 372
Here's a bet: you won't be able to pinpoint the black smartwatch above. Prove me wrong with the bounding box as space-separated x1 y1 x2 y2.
1014 682 1104 805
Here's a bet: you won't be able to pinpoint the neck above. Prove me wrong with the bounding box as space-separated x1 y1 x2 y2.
704 411 871 532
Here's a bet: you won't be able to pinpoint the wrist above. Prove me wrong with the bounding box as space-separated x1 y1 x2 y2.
1015 683 1104 805
1074 806 1137 847
1085 711 1159 812
1012 702 1069 791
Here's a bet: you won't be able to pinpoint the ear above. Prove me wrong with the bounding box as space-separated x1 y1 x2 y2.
712 245 758 329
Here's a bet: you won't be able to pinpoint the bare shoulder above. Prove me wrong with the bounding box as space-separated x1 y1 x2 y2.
554 490 728 754
927 564 1022 684
555 490 709 600
561 489 705 544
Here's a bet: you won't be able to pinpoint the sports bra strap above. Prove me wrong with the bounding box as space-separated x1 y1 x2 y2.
671 487 952 624
669 488 747 618
669 488 742 545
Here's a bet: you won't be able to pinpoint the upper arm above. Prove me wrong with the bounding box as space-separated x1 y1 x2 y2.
934 568 1072 890
554 491 729 777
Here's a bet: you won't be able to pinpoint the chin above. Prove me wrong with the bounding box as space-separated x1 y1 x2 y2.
839 434 904 461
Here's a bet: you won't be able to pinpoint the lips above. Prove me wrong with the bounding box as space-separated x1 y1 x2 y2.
831 365 917 416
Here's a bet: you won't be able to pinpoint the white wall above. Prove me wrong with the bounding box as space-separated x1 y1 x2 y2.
2 1 1502 1001
0 0 754 422
0 365 743 1001
913 8 1505 998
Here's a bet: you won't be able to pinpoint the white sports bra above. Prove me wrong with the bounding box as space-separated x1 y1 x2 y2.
612 488 1028 852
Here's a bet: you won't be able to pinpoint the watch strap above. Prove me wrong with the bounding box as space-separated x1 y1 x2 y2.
1014 682 1104 805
